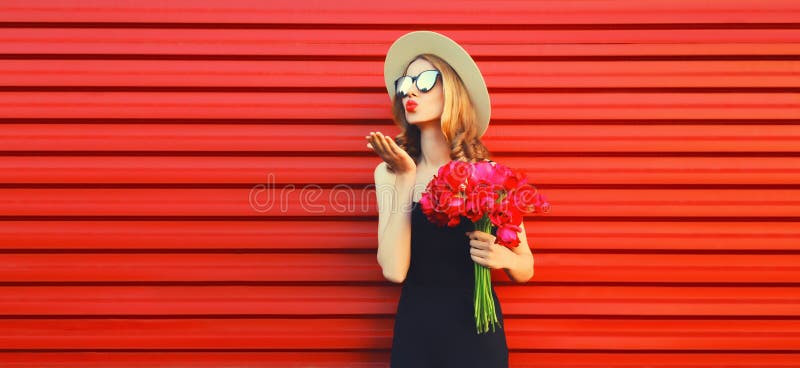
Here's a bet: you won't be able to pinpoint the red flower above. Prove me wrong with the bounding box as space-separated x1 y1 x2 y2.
488 206 522 228
445 195 465 227
465 185 498 223
503 170 526 192
441 160 471 191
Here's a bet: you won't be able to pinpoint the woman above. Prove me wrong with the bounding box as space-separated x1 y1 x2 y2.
366 31 534 367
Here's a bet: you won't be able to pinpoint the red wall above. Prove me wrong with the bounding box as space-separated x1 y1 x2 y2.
1 0 799 366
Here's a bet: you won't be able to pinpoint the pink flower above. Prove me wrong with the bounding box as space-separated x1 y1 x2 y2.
496 223 522 248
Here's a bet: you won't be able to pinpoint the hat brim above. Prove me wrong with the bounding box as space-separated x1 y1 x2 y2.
384 31 490 137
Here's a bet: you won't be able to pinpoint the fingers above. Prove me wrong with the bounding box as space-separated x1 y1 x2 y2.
373 132 389 154
366 132 385 159
470 250 491 268
366 131 402 165
465 230 497 245
383 134 399 155
365 133 373 150
469 239 494 252
466 231 498 268
470 246 489 258
366 132 385 155
470 240 500 269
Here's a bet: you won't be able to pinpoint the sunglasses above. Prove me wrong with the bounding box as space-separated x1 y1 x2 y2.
394 70 441 98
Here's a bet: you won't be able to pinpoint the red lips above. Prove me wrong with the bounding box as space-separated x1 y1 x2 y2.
405 100 418 112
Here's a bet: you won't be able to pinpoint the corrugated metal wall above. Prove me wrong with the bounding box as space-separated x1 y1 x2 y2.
1 0 799 366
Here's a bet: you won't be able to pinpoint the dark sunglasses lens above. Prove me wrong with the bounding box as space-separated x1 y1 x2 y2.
395 76 412 97
417 70 439 92
394 70 440 97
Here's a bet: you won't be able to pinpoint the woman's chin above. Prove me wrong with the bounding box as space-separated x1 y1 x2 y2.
407 116 440 126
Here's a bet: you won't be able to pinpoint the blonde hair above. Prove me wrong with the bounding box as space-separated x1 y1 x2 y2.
387 54 491 173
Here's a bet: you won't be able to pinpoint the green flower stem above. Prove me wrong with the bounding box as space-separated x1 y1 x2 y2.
474 214 502 334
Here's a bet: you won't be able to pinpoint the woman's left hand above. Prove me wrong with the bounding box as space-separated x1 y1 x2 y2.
465 230 514 270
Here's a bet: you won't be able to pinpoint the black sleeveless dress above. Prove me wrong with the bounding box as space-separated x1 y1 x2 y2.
390 200 509 367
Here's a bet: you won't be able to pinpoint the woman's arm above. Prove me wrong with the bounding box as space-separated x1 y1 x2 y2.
501 222 534 283
375 162 416 283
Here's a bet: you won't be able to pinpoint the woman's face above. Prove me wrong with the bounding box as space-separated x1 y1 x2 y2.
401 58 444 126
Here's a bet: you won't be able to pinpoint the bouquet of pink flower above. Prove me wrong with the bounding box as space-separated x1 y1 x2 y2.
419 159 550 334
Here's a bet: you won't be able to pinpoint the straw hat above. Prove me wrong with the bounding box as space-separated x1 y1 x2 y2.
383 31 491 137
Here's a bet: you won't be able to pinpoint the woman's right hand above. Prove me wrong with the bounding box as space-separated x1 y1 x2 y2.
366 131 416 176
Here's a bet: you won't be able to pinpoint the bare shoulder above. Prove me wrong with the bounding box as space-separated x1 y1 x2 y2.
373 162 395 184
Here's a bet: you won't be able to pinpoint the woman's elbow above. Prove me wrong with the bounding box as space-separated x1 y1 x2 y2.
377 257 407 284
382 267 407 284
524 269 534 283
518 259 535 284
382 268 407 284
526 260 535 282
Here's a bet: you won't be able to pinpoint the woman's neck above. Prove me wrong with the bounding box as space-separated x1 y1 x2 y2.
417 122 451 169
